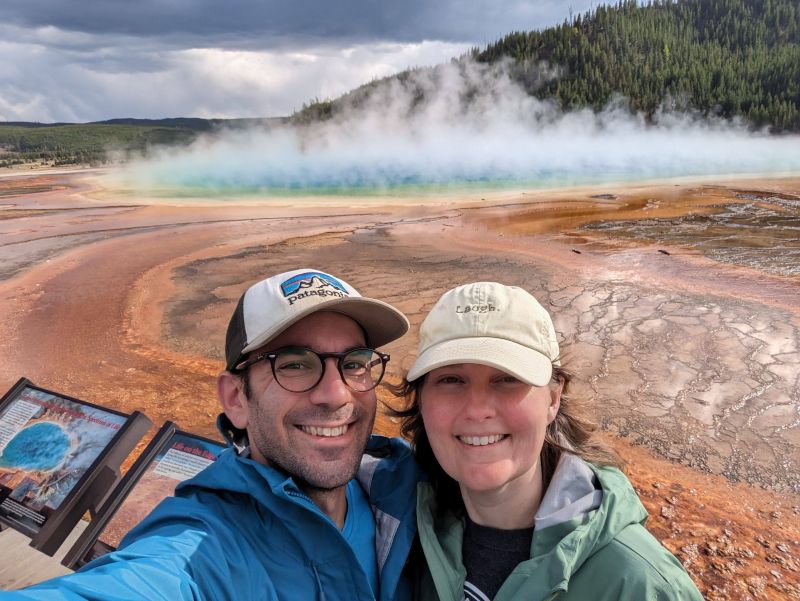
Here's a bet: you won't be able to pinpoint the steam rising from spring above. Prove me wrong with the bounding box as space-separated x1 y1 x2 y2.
119 59 800 194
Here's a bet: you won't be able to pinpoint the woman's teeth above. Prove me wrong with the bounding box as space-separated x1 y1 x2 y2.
458 434 505 446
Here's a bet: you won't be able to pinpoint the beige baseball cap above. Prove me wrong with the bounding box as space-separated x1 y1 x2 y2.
407 282 560 386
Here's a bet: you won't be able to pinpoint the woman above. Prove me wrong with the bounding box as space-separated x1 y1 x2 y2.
395 281 703 601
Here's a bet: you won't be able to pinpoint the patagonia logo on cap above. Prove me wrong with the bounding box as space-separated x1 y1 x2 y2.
280 271 349 305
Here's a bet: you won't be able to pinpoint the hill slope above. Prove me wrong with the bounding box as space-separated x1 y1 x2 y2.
296 0 800 132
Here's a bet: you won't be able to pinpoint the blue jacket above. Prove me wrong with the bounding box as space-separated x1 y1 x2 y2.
1 435 419 601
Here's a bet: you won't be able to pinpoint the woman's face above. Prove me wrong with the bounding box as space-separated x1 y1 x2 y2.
420 363 561 498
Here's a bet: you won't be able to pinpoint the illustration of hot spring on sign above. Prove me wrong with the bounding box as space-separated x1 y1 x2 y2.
0 387 127 512
2 422 71 471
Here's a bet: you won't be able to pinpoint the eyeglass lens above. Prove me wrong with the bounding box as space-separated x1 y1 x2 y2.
272 347 385 392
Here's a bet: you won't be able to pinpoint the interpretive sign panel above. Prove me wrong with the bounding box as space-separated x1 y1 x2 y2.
0 378 151 555
63 422 225 568
0 379 129 535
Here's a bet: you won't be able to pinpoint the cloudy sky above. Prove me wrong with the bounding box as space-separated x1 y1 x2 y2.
0 1 593 123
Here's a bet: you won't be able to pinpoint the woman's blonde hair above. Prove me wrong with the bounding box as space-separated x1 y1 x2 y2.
387 360 624 517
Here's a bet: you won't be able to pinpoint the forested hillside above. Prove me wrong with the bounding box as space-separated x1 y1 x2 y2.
0 123 198 168
296 0 800 132
479 0 799 130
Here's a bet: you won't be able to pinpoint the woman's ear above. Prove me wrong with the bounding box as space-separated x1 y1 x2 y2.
547 375 564 423
217 371 250 429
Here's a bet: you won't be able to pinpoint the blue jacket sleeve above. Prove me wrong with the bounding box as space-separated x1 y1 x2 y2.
0 524 211 600
0 500 270 601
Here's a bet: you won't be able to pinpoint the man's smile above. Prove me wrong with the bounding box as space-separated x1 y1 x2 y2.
298 424 350 437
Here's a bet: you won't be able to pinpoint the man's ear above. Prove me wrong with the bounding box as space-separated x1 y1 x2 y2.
547 376 564 424
217 371 250 429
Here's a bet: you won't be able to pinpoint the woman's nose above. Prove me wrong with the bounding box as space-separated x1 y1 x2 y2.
461 386 496 420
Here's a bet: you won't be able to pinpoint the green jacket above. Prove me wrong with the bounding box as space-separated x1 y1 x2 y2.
417 455 703 601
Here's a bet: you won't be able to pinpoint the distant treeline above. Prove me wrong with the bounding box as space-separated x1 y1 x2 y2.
297 0 800 132
0 118 283 168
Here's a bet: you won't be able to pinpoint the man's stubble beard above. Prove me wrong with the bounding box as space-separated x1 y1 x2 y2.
249 400 377 491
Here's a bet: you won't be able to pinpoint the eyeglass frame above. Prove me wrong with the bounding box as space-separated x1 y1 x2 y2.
233 345 391 393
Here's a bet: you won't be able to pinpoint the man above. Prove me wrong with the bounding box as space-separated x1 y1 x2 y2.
3 268 418 601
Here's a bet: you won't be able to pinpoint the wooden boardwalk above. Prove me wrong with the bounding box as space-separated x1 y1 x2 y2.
0 524 84 591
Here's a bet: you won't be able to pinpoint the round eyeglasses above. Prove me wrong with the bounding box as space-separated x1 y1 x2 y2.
234 346 390 393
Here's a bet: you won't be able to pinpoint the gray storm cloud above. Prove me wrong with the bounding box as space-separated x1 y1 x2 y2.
117 59 800 195
0 0 584 46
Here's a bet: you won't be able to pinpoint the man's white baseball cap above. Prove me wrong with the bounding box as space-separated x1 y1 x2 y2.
225 268 409 371
407 281 559 386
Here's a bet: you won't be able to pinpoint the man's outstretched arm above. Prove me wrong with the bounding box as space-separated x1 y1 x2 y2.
1 501 267 601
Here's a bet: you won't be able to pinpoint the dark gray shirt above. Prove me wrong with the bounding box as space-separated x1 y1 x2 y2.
462 515 533 601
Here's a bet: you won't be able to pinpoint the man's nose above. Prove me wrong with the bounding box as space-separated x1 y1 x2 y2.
308 358 351 407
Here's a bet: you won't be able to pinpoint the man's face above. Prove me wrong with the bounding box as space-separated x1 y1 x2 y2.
240 311 377 490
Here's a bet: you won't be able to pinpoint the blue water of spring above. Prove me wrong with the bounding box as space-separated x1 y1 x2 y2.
0 422 70 471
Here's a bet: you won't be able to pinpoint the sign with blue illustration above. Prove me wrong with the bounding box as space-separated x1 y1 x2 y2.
0 384 128 534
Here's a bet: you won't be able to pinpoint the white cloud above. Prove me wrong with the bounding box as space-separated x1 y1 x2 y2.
0 23 470 121
0 1 598 121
